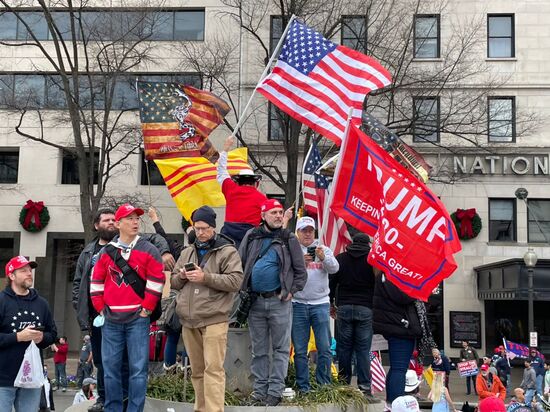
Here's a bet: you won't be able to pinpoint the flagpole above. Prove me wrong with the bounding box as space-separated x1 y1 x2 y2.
230 14 297 139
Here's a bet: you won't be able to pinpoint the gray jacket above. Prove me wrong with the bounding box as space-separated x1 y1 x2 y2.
72 233 170 330
521 367 537 390
239 225 307 299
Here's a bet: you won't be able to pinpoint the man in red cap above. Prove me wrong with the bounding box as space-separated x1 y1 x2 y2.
239 198 307 406
476 363 506 402
91 204 165 412
216 136 267 247
0 256 57 411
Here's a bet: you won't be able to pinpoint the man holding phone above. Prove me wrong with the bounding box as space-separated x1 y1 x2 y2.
171 206 244 412
0 256 57 411
292 216 339 393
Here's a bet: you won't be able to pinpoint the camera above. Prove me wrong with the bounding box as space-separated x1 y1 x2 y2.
235 289 257 325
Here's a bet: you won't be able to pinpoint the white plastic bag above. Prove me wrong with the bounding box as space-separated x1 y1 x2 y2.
14 341 45 388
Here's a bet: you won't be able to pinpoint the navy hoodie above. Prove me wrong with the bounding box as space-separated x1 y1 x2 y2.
0 286 57 387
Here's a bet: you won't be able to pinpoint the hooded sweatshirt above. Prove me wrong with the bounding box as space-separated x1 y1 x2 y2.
0 286 57 387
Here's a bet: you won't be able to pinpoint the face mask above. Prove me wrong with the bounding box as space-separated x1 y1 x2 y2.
93 314 105 328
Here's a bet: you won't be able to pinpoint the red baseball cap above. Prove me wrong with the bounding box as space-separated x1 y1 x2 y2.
115 203 144 221
261 199 283 212
480 364 489 371
5 256 37 276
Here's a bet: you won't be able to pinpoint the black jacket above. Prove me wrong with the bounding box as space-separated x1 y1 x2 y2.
0 286 57 387
329 251 375 308
72 233 170 330
372 274 422 339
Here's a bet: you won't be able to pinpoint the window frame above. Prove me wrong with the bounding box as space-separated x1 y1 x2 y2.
487 14 515 58
412 96 440 143
0 148 20 184
527 199 550 243
413 14 440 59
487 96 516 143
488 198 517 242
341 15 367 53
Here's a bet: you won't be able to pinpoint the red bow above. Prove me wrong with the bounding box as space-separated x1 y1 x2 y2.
23 200 45 230
456 208 476 238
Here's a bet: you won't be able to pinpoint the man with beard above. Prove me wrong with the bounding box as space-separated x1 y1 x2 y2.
239 199 307 406
72 208 173 412
0 256 57 411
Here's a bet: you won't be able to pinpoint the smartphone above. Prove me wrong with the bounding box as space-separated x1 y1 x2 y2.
184 263 196 272
306 246 316 259
33 325 45 331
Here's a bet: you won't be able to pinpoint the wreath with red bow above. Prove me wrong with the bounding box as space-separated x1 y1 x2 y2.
450 208 482 240
19 200 50 232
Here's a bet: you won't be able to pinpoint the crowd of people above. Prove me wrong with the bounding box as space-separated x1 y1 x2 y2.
0 136 549 412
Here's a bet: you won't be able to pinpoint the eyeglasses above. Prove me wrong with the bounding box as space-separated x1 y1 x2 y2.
193 226 212 233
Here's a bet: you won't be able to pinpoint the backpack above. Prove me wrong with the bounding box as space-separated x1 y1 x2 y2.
156 291 181 333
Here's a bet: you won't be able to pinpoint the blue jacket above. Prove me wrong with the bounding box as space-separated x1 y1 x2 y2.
0 286 56 387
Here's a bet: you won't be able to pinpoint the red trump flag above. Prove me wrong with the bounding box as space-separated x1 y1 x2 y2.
330 121 461 301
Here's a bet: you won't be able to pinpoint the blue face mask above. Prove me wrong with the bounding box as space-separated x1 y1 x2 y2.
93 314 105 328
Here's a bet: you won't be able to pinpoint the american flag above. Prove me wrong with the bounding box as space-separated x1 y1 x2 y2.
302 141 351 255
370 351 387 392
257 20 392 145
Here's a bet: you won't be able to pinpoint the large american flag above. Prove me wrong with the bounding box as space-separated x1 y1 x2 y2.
257 20 392 145
370 351 387 392
302 141 351 255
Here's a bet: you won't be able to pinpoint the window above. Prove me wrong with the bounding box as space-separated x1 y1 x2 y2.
341 16 367 53
0 10 205 42
0 149 19 183
0 237 17 279
414 15 440 58
61 149 99 184
412 97 439 142
268 103 286 141
527 200 550 243
488 14 514 58
140 151 164 185
488 97 515 142
270 15 283 55
489 198 516 241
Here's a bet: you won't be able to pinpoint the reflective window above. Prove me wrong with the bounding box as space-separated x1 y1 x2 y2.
489 198 516 242
488 97 515 142
174 10 204 41
414 15 440 58
488 14 514 58
528 200 550 243
0 12 17 40
46 75 67 109
113 78 139 110
413 97 439 142
270 16 283 54
14 74 45 108
0 149 19 183
341 16 367 53
16 11 48 40
140 151 164 185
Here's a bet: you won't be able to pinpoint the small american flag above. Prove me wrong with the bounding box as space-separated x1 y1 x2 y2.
301 141 351 255
257 20 392 145
370 351 386 392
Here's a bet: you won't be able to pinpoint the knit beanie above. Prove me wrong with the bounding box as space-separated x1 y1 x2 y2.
191 206 217 228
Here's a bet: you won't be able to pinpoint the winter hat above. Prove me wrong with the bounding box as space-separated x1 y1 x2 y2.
83 377 97 386
261 199 283 212
191 206 217 228
479 397 506 412
392 396 420 412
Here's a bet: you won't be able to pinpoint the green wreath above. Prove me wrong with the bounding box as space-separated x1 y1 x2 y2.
450 209 482 240
19 200 50 233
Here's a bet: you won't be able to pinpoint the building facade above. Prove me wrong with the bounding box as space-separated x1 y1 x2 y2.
0 0 548 356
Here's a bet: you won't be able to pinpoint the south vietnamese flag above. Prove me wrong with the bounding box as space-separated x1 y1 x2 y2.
330 120 461 301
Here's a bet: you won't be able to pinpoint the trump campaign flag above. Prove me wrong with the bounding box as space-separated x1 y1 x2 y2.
138 82 230 163
257 20 392 145
155 148 250 220
330 121 461 301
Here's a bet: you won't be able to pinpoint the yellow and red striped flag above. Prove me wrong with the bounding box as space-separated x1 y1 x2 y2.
138 82 230 163
154 148 250 220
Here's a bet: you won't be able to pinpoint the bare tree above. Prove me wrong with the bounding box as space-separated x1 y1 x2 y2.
0 0 164 241
179 0 539 200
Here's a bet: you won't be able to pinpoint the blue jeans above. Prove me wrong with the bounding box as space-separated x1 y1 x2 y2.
0 387 42 411
525 388 536 406
291 302 332 391
164 329 181 367
386 336 415 403
102 316 150 412
536 374 544 396
55 362 67 389
336 305 374 391
248 296 292 399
